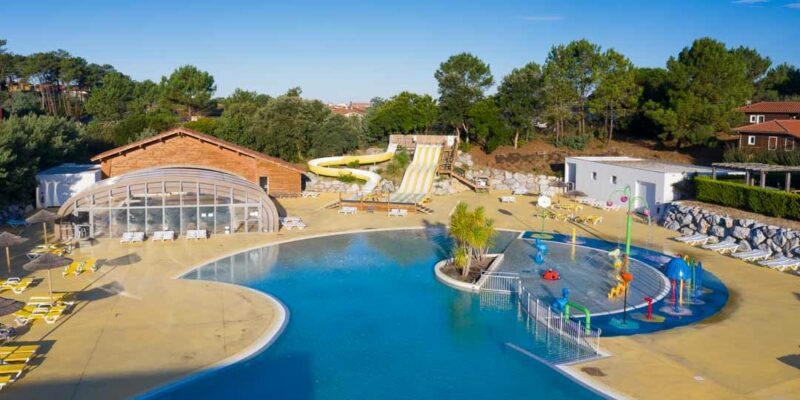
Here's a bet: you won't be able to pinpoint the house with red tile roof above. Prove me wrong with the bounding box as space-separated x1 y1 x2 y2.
733 120 800 152
736 101 800 124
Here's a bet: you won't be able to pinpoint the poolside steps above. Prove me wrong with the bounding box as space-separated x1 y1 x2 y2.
324 201 341 209
416 204 434 214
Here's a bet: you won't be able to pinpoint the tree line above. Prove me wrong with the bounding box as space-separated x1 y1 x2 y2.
1 37 800 207
367 38 800 151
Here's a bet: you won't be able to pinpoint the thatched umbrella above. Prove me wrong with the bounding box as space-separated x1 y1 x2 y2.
0 232 28 275
26 209 59 246
0 298 23 317
23 253 71 299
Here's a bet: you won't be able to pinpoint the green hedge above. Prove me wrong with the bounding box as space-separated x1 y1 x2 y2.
695 176 800 219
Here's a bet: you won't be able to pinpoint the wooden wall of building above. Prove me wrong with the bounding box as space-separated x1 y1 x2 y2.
98 136 302 195
739 133 797 152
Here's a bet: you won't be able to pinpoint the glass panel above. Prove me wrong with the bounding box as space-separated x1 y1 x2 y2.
215 206 230 234
165 182 181 206
93 192 110 208
146 208 163 233
232 206 246 233
199 184 215 205
182 182 198 205
181 207 197 232
246 206 260 233
92 210 110 238
199 206 214 232
76 195 92 208
110 209 127 237
216 186 231 204
111 188 128 207
129 208 145 232
164 207 181 233
147 182 164 207
233 189 246 204
129 184 146 207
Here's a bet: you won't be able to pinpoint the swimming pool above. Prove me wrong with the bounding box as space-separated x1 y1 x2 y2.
142 229 607 399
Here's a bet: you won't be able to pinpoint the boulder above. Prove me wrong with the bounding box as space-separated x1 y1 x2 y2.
736 240 752 251
666 221 681 231
749 229 767 245
680 227 695 235
709 226 726 238
731 226 751 240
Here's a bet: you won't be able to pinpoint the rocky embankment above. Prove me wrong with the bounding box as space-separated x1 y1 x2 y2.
662 203 800 258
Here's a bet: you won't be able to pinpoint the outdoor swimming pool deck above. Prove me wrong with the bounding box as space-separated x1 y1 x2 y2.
1 191 799 399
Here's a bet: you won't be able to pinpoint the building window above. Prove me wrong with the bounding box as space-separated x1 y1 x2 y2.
747 136 756 145
749 114 765 123
611 175 618 184
786 138 796 151
768 136 778 150
591 172 597 180
259 176 269 192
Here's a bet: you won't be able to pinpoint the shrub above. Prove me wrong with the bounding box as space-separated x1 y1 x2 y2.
346 160 361 169
695 176 800 219
557 133 592 150
337 173 362 184
723 146 800 166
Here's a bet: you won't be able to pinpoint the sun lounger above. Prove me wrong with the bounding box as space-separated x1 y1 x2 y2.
701 240 740 254
0 364 26 381
131 232 145 243
0 375 11 390
62 261 83 277
758 257 800 271
6 219 29 228
673 234 712 246
151 231 165 241
163 230 175 241
301 191 319 198
0 345 39 356
13 307 48 326
186 229 208 240
10 278 33 295
732 249 772 262
499 196 516 203
512 188 528 195
29 293 75 307
1 351 34 363
119 232 134 243
338 206 357 215
81 259 97 273
283 221 306 230
388 209 408 217
0 278 20 289
43 306 68 324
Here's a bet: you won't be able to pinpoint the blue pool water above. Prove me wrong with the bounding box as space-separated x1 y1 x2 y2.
144 229 605 399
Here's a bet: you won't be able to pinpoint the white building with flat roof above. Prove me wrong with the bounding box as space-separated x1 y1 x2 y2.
36 163 102 208
564 157 737 218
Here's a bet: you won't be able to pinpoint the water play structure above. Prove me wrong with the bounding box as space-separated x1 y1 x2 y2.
550 288 593 335
307 142 399 193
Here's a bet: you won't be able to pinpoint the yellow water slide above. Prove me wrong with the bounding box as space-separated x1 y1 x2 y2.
307 143 398 193
390 145 442 203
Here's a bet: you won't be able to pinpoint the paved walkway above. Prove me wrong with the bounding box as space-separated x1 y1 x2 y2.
0 191 797 399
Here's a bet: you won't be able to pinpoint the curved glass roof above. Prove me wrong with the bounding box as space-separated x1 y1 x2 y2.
57 166 280 233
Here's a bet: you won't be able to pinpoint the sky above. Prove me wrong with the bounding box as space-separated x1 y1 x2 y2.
2 0 800 103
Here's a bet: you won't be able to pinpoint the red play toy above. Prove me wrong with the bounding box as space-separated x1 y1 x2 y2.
542 269 561 281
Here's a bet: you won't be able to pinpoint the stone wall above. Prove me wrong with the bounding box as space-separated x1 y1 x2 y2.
455 153 559 191
661 203 800 258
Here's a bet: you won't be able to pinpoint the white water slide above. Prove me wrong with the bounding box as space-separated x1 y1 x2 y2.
390 145 442 203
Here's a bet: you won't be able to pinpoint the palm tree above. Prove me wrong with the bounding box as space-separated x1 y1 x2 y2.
449 203 496 279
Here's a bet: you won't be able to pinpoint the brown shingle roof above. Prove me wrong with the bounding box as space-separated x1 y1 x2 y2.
733 120 800 139
736 101 800 114
91 127 305 173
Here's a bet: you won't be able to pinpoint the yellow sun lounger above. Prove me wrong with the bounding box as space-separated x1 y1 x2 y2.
81 259 97 273
13 307 48 326
0 364 26 381
0 375 11 391
10 278 34 294
62 261 84 277
0 345 40 355
0 351 34 363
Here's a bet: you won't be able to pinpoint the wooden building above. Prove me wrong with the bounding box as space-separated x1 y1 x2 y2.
91 128 305 196
733 120 800 152
737 102 800 124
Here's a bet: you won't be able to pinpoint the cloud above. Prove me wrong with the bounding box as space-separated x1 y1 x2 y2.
518 16 563 22
786 2 800 8
731 0 768 4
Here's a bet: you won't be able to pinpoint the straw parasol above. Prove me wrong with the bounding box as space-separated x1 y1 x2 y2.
0 297 23 316
26 209 59 246
23 253 72 298
0 232 28 275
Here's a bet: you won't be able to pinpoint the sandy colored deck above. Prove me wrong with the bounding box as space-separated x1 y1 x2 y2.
1 191 798 399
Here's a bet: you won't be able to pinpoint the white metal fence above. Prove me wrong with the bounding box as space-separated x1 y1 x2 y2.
478 272 602 361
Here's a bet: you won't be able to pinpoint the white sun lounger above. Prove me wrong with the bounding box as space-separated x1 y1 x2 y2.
119 232 134 243
512 188 528 195
131 232 145 243
163 231 175 241
388 209 407 217
151 231 165 241
283 221 306 230
673 234 712 246
758 257 800 271
701 240 740 254
732 249 772 262
338 207 357 215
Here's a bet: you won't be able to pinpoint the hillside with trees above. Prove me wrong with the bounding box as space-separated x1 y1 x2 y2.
1 37 800 206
